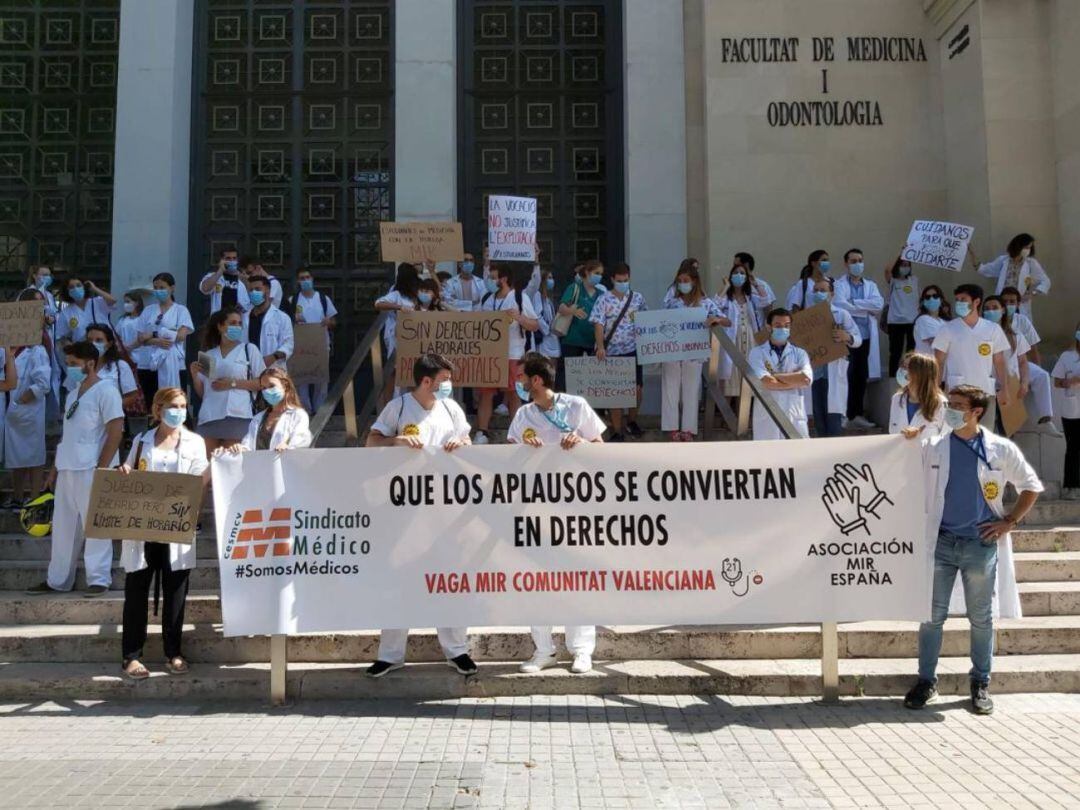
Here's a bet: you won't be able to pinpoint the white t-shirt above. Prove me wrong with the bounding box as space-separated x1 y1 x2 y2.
913 314 944 355
1051 349 1080 420
482 289 539 360
114 315 152 370
1001 333 1032 378
54 379 125 470
57 298 113 343
375 290 415 357
1012 313 1040 350
931 317 1010 395
97 360 138 396
371 392 471 448
196 342 266 424
886 275 920 324
292 291 338 325
507 394 606 444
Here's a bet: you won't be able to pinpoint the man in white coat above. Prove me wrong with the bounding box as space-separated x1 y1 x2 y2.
807 278 861 437
442 253 486 312
243 275 294 371
199 247 251 315
903 384 1042 716
747 309 812 440
832 248 884 429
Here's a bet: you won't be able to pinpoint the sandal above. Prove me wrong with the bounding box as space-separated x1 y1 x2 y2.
122 659 150 680
165 656 189 675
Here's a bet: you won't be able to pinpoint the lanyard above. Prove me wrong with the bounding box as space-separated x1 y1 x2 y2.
539 395 572 434
951 431 990 468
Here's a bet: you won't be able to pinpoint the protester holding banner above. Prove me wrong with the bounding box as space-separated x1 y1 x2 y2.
3 290 51 509
506 352 605 674
662 258 701 305
236 369 313 452
189 307 266 455
832 249 884 429
748 308 812 440
591 263 646 441
715 265 766 401
904 384 1043 715
443 253 485 312
374 263 420 405
558 261 605 362
55 276 116 349
662 266 726 441
132 272 193 399
117 387 210 679
200 247 251 315
243 275 293 373
807 278 861 438
999 286 1060 436
882 254 920 378
913 284 950 355
364 352 477 678
1051 326 1080 500
888 352 947 438
26 340 124 597
971 234 1050 321
85 324 140 416
785 250 831 312
285 268 337 413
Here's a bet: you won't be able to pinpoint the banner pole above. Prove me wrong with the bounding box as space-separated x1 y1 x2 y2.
820 622 840 704
270 634 287 705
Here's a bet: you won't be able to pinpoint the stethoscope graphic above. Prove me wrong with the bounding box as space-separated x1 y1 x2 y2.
721 558 760 597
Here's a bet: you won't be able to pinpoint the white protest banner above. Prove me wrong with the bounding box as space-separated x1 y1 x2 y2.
213 436 929 637
634 308 711 365
488 195 537 261
902 220 975 272
565 356 638 408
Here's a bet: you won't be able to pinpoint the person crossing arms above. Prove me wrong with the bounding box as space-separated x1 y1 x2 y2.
747 309 812 440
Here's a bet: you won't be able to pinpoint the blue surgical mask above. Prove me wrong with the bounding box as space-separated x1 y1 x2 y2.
461 261 475 275
69 286 85 301
1005 304 1017 317
65 365 87 386
896 368 909 388
123 301 136 314
923 297 941 313
152 288 170 302
262 386 284 406
92 341 107 356
225 324 244 342
485 277 499 294
731 273 747 287
589 273 603 286
249 290 265 306
162 407 186 428
545 277 555 291
983 308 1003 323
38 276 52 290
898 264 911 277
299 279 314 292
772 327 790 343
819 260 831 273
812 290 830 304
955 301 972 318
614 281 631 294
417 291 433 306
944 407 967 430
677 282 693 295
434 380 453 401
515 381 531 402
849 262 865 277
225 260 238 272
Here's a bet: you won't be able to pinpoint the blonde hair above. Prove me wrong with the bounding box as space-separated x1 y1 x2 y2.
902 352 943 422
152 387 186 422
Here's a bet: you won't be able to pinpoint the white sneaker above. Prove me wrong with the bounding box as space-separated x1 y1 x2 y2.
495 403 509 416
850 416 877 429
519 652 558 673
473 431 489 445
570 654 593 674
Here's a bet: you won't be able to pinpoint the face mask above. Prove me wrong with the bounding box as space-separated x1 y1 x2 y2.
677 282 693 295
731 273 747 287
614 281 631 295
92 341 107 356
1020 247 1031 259
417 291 433 306
225 324 244 342
899 265 911 277
772 327 790 343
923 296 941 313
225 260 238 273
162 407 186 428
515 380 531 402
848 262 865 277
249 290 265 306
983 308 1003 323
896 368 909 388
65 365 87 386
299 279 314 292
818 260 831 273
812 290 830 304
545 277 555 291
485 277 499 294
434 380 453 401
461 262 475 275
1005 304 1017 317
38 276 52 289
69 286 85 302
152 288 170 302
944 407 968 431
123 301 135 314
589 273 603 286
955 301 972 318
262 387 285 406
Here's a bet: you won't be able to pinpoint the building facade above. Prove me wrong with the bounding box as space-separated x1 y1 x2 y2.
1 0 1076 348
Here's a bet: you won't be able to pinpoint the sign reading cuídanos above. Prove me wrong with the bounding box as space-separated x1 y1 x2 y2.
213 436 929 637
903 220 974 272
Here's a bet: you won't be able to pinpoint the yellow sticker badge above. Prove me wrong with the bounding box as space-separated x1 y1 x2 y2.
522 427 537 441
982 480 1000 501
903 286 912 294
402 424 420 437
137 457 148 471
978 343 992 356
68 316 78 330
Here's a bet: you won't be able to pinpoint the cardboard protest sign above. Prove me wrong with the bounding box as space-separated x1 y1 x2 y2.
634 308 712 365
85 469 204 544
0 300 44 347
488 195 537 261
379 221 464 264
902 220 974 272
565 356 638 408
395 311 511 388
289 323 330 382
1000 375 1029 438
753 303 848 368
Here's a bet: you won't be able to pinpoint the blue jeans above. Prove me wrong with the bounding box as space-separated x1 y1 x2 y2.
811 378 843 437
917 530 998 685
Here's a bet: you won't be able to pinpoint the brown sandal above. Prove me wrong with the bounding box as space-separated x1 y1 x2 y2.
165 656 189 674
122 659 150 680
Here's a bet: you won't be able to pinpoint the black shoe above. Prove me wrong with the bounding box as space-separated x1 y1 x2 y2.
365 660 404 679
970 681 994 715
608 432 625 443
448 653 478 675
24 582 61 595
625 421 643 439
903 679 937 709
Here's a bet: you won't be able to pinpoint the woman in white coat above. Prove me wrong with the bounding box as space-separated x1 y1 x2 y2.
118 388 209 680
805 278 861 438
133 273 193 400
714 266 766 401
238 368 313 452
24 265 62 423
4 289 51 508
971 233 1050 321
888 352 947 438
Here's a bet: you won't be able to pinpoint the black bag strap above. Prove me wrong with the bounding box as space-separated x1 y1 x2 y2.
604 293 634 349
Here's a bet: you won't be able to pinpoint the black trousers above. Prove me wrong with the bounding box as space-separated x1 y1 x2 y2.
846 340 871 419
1065 417 1080 489
886 323 915 378
137 369 159 405
121 542 191 663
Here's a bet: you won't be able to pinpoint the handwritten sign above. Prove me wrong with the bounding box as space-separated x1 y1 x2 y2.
565 356 638 408
289 323 330 382
0 300 44 347
634 308 711 365
755 303 848 368
487 195 537 261
379 221 464 264
395 311 511 388
85 469 204 544
902 220 974 272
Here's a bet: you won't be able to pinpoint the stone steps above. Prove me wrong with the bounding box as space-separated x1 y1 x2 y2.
2 655 1077 701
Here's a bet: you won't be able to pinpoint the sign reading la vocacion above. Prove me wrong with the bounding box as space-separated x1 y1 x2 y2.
212 436 930 637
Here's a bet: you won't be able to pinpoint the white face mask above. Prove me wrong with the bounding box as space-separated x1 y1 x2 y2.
1020 247 1031 259
944 408 968 430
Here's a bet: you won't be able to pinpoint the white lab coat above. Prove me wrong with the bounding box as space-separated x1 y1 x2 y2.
713 293 765 381
747 341 812 440
750 278 777 324
977 255 1050 320
888 390 948 438
137 302 194 388
832 276 884 381
243 306 295 369
119 428 209 573
240 407 313 451
531 292 561 358
922 428 1044 619
820 306 863 415
4 346 51 468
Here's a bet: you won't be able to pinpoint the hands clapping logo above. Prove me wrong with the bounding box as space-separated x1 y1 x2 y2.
821 463 894 536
